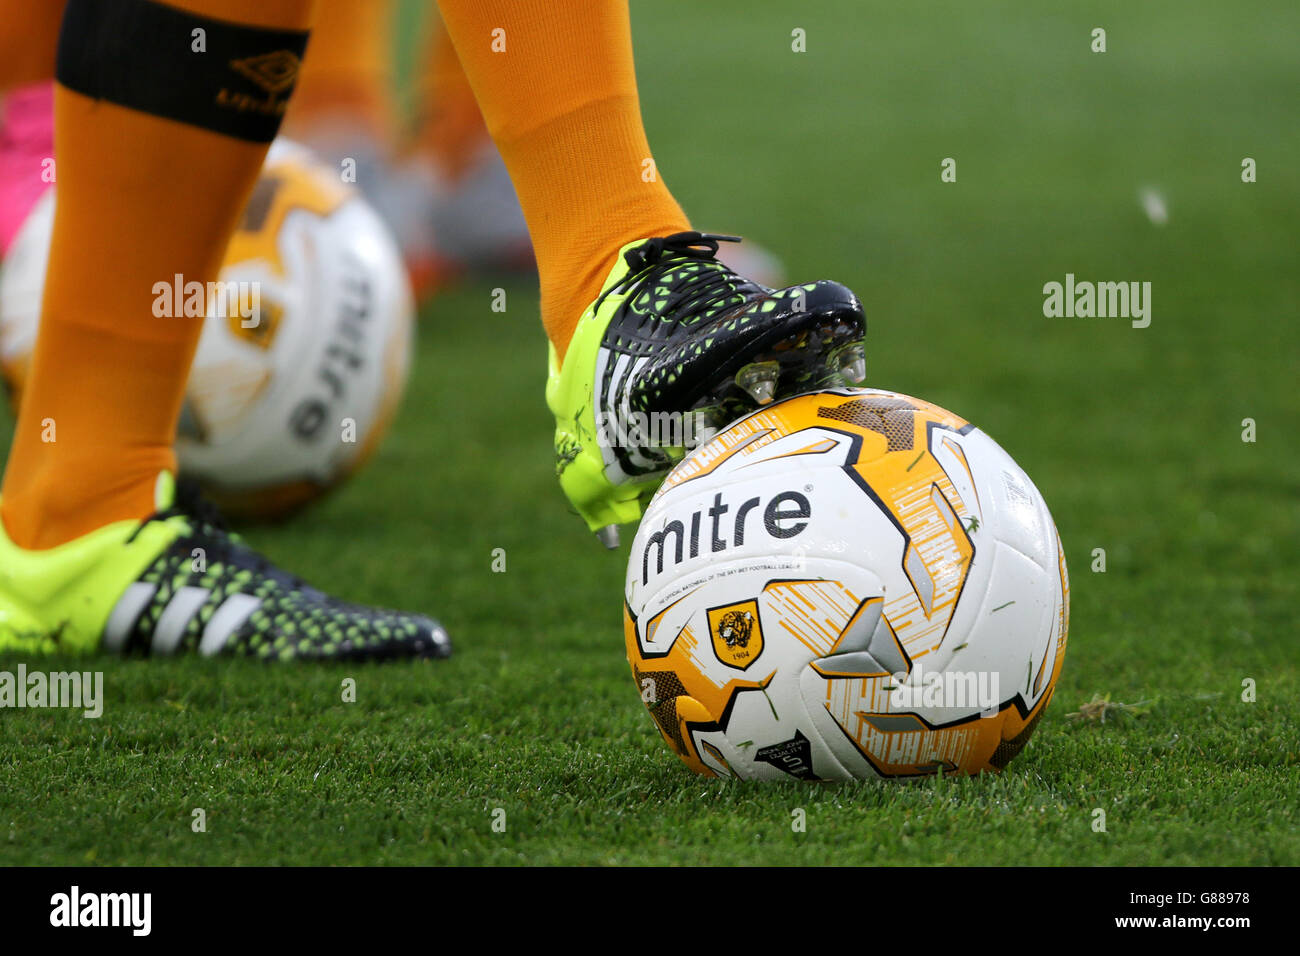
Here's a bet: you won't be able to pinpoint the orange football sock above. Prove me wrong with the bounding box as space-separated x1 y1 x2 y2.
434 0 691 361
413 16 491 183
283 0 395 144
1 0 315 550
0 1 65 91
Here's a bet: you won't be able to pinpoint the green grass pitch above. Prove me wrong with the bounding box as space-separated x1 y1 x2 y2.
1 0 1296 865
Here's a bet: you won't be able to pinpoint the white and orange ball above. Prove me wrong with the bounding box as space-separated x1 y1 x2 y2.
625 388 1069 781
0 141 413 517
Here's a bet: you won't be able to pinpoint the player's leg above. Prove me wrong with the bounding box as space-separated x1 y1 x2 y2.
281 0 397 146
277 1 466 301
0 0 449 660
0 3 64 94
435 0 691 354
435 0 867 542
403 12 532 289
3 0 317 548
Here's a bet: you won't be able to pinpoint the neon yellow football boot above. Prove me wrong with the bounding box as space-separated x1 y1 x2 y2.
0 473 450 660
547 231 866 546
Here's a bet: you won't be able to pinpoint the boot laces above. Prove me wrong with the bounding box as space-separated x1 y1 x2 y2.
594 231 748 324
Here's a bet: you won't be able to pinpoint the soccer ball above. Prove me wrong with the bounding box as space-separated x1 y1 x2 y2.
624 388 1069 781
0 140 413 518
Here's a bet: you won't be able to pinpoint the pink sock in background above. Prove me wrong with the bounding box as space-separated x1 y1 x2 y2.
0 82 54 256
